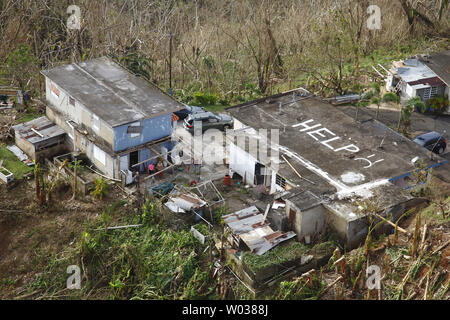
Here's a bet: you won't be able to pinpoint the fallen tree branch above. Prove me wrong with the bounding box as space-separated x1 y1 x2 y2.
94 224 142 231
431 240 450 256
86 165 121 182
374 213 409 234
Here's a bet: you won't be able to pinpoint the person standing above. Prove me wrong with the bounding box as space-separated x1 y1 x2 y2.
148 162 155 175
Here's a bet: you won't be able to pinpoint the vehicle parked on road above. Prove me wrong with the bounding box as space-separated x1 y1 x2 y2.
413 131 447 154
183 112 233 134
174 104 206 120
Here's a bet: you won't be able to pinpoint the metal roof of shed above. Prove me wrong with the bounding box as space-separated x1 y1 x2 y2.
12 116 65 145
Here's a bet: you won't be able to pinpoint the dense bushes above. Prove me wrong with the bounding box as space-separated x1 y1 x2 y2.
29 200 216 300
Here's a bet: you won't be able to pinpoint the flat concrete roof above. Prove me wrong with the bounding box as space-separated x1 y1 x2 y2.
420 50 450 86
324 183 413 222
283 188 323 211
12 116 66 145
227 89 447 203
41 57 184 127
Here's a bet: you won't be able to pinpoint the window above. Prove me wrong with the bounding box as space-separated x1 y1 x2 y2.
127 122 142 138
276 174 286 189
422 87 436 101
93 145 106 166
430 86 438 99
50 82 60 98
92 114 100 133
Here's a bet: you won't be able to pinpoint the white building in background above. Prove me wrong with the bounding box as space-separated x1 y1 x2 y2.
385 50 450 114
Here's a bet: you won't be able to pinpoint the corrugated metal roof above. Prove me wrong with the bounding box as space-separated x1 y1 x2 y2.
224 206 296 255
12 116 65 145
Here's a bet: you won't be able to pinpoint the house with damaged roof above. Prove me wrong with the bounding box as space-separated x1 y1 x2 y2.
385 50 450 114
226 88 447 248
40 57 183 183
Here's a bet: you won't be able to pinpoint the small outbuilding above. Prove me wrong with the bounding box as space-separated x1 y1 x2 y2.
12 116 67 162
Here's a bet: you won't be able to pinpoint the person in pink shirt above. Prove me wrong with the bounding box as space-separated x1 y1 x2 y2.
148 163 155 175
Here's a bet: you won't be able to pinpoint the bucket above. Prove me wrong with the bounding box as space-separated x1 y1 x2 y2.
224 174 231 186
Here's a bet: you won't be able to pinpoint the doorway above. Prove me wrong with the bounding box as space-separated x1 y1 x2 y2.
130 151 139 170
254 163 265 185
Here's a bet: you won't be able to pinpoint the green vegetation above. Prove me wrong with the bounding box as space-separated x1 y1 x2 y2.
382 92 400 104
15 111 42 124
242 242 310 273
427 95 449 114
406 97 426 113
275 273 326 300
68 160 84 174
4 44 38 94
192 91 218 107
27 200 217 300
421 197 450 225
0 144 33 179
90 178 109 200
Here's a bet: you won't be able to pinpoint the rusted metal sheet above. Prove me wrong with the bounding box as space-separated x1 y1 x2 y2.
226 214 269 236
165 191 207 212
12 116 65 145
224 206 297 255
223 206 260 224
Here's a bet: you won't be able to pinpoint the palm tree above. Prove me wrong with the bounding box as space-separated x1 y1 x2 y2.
399 97 425 132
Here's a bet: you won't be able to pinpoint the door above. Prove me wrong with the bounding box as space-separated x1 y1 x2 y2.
130 151 139 169
254 163 265 185
289 209 296 227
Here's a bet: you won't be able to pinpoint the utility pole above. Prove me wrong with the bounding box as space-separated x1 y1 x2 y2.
169 33 174 96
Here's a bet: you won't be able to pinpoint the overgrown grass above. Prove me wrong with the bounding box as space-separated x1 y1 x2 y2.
15 107 42 124
27 200 216 300
242 242 310 273
421 197 450 225
0 144 33 179
203 105 227 113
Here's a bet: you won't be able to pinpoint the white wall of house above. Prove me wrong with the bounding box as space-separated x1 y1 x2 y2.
229 142 256 186
270 172 283 194
45 79 116 178
385 74 393 92
405 83 415 98
45 78 115 147
233 118 247 130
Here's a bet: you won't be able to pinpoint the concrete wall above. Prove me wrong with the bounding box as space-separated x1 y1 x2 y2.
46 106 116 178
229 142 256 185
324 200 413 250
14 134 35 160
324 208 349 245
113 114 173 152
14 129 67 163
45 77 115 148
285 201 326 241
